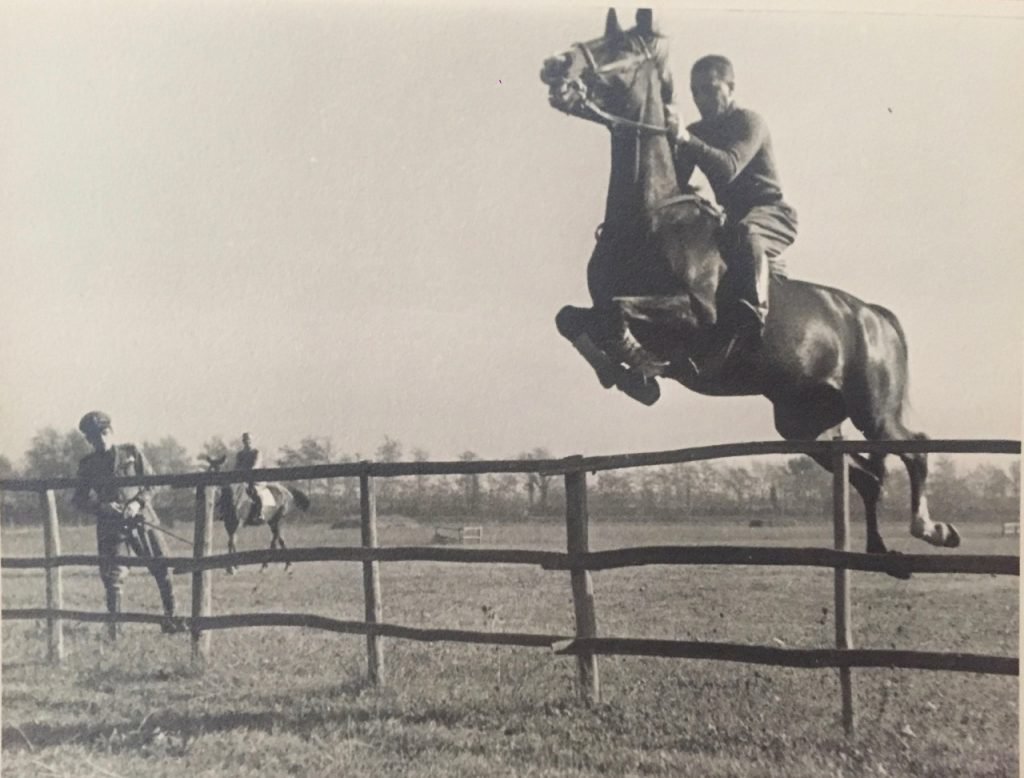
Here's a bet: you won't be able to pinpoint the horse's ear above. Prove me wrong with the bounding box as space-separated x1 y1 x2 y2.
636 8 655 36
605 8 623 39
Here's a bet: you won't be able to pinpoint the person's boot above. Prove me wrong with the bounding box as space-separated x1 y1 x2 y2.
736 249 769 340
105 588 121 641
158 584 186 634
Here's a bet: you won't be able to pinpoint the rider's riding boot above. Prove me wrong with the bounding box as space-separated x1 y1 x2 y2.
736 247 770 340
105 588 121 641
246 494 264 526
157 580 186 634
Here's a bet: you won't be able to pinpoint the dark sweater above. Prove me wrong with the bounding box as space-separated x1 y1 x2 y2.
674 105 787 217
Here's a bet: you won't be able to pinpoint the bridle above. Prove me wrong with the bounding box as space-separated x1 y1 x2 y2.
566 34 671 136
554 32 724 228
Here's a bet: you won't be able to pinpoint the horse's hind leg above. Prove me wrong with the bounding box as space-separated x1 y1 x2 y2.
773 397 908 575
870 421 960 549
848 358 961 550
267 518 290 572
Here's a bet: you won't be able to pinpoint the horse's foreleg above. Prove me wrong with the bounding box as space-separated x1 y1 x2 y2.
261 530 272 572
276 531 291 572
556 305 660 406
556 306 619 388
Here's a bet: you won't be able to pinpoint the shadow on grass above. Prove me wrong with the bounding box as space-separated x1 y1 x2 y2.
0 676 426 755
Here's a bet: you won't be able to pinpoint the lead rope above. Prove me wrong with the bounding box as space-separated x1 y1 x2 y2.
137 517 195 547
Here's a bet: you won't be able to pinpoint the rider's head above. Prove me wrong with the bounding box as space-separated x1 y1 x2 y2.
690 55 735 121
241 432 252 449
79 411 114 453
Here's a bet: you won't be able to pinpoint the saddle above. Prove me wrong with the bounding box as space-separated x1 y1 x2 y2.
244 485 276 525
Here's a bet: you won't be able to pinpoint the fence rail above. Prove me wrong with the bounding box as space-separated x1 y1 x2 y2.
2 546 1017 576
2 438 1017 493
2 437 1019 737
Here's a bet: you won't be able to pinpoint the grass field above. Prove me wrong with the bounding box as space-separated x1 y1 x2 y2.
2 517 1019 777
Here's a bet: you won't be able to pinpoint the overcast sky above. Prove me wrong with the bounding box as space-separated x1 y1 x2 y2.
2 0 1021 467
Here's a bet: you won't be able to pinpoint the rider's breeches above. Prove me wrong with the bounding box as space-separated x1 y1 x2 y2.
97 517 176 616
724 203 799 308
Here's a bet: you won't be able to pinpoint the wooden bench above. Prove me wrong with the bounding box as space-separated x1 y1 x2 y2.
433 525 483 544
1001 522 1020 536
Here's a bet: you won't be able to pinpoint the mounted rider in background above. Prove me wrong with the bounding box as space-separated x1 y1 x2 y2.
235 432 272 525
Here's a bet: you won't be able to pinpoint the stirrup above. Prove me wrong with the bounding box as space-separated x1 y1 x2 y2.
616 327 669 378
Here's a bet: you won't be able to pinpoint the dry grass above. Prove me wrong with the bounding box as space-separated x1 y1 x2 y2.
2 518 1018 777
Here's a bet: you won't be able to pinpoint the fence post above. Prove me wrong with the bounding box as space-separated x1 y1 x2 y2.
565 467 600 704
832 443 855 735
360 469 384 685
40 490 64 664
191 485 214 666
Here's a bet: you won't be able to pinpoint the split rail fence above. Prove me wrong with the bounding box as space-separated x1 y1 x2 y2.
2 438 1019 735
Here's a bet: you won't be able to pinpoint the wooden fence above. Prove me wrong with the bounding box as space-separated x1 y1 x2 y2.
1 438 1019 735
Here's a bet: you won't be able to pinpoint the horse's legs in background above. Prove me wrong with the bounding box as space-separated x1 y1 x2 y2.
264 513 290 572
274 519 291 572
225 515 239 575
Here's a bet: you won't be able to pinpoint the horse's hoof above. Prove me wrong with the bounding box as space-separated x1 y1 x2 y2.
616 372 660 405
943 524 961 548
884 550 912 580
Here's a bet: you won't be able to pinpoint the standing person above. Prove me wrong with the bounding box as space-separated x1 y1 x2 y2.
71 411 185 636
666 54 798 340
234 432 269 525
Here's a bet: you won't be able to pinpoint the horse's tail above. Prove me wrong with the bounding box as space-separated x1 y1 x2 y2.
288 487 311 512
870 303 922 436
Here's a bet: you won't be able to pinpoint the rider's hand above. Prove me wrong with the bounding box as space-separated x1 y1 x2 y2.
664 105 689 144
123 500 141 521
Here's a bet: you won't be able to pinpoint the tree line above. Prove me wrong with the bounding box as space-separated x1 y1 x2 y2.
0 428 1018 527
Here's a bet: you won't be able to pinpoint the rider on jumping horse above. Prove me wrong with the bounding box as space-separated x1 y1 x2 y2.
665 55 798 340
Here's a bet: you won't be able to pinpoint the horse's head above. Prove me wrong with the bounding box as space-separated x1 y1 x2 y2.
540 9 672 129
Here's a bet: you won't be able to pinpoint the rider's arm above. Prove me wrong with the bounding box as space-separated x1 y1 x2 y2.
679 109 766 184
129 445 155 509
666 107 697 187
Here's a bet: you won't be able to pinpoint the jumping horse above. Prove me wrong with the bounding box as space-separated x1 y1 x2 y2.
539 9 960 566
199 454 311 573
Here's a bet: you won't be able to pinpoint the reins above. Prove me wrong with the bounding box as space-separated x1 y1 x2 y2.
572 36 671 136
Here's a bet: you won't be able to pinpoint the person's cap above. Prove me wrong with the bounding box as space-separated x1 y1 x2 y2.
78 411 112 437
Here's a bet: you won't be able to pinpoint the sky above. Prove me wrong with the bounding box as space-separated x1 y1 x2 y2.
1 0 1022 468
